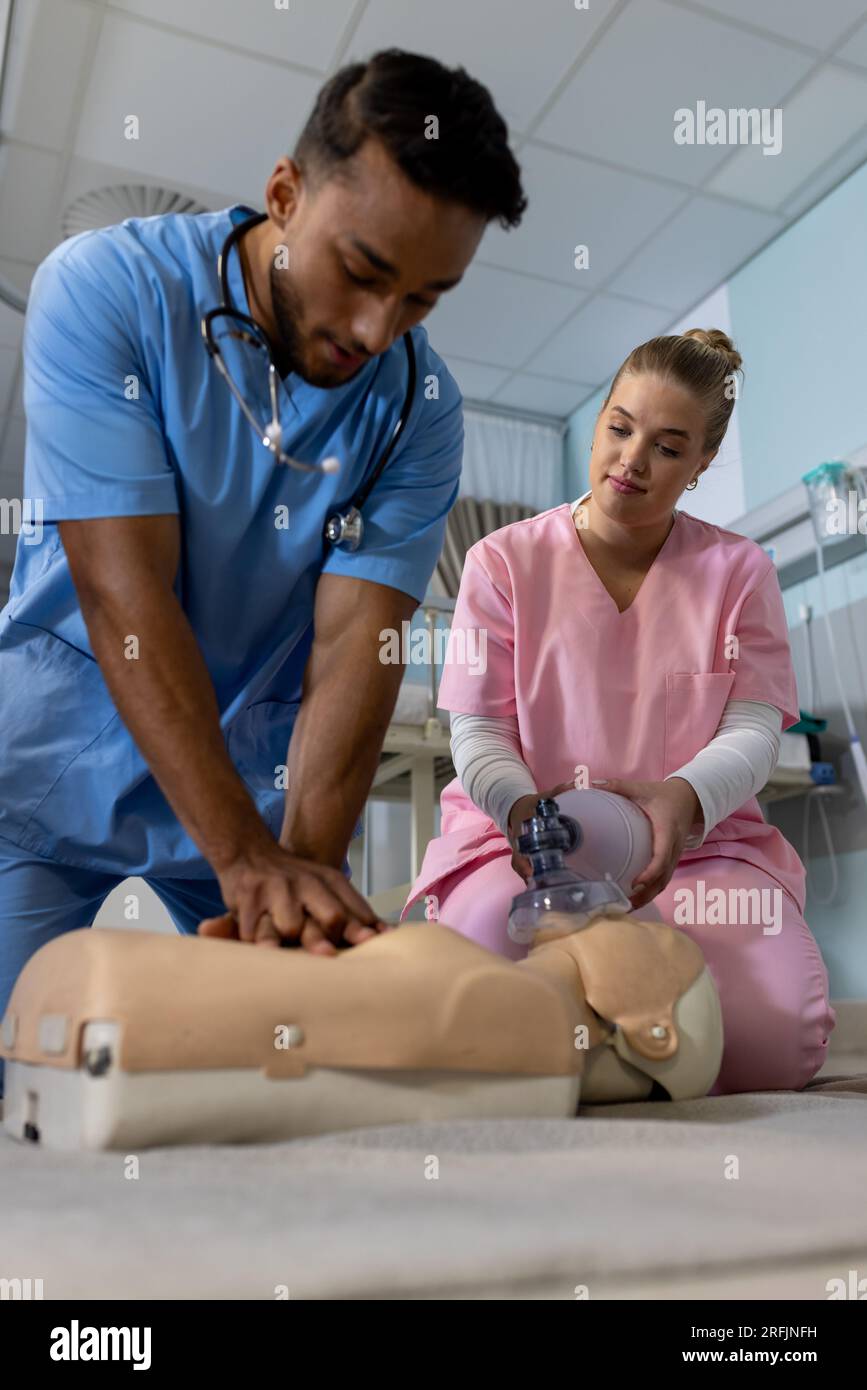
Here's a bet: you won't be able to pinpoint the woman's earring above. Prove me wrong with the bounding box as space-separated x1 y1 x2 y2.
686 477 698 490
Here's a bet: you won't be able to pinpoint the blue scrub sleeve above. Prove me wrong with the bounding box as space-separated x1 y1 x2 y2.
22 239 179 521
320 359 463 604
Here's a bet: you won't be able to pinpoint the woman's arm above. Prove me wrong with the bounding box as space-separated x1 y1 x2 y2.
451 697 782 855
664 698 783 848
449 711 537 836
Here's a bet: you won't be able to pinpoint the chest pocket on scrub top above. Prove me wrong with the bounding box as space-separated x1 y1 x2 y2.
225 699 301 838
662 671 735 778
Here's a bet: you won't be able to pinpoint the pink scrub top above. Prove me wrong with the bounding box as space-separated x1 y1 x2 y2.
406 497 806 916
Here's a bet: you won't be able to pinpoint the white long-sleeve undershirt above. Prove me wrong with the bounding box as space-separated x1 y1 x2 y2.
449 699 783 848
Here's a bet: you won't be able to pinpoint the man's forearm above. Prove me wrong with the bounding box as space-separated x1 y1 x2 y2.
280 652 400 867
79 581 274 871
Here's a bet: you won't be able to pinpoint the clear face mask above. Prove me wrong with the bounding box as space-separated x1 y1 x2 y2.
507 798 631 946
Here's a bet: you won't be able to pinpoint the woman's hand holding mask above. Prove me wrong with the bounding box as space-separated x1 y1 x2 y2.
590 776 704 909
506 780 577 882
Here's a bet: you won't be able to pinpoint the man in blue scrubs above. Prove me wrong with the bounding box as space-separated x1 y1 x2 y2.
0 49 527 1068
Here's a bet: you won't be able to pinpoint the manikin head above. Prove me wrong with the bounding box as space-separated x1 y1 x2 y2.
588 329 744 529
257 48 526 387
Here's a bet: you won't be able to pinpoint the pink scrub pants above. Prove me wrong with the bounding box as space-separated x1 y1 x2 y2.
430 852 836 1096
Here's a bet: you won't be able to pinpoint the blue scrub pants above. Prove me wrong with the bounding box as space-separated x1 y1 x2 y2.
0 835 226 1097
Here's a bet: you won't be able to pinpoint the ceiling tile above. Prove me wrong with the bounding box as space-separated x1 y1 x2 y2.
492 372 591 417
524 294 673 384
666 279 734 337
425 262 586 370
73 14 322 207
478 142 688 290
535 0 813 186
705 65 867 211
837 18 867 68
346 0 618 134
112 0 358 71
0 144 62 264
0 0 95 152
609 195 781 309
692 0 867 51
780 129 867 221
441 356 514 402
1 0 861 448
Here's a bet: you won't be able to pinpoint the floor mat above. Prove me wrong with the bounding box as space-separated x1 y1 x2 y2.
1 1081 866 1299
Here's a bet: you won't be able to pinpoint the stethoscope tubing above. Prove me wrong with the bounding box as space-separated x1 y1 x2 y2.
203 209 417 543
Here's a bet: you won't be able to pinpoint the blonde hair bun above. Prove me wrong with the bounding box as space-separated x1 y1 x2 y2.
680 327 743 375
603 328 745 454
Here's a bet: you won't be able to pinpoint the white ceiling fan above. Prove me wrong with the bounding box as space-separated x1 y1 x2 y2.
0 183 211 314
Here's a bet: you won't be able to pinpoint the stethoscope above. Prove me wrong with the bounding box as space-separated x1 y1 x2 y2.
201 209 417 552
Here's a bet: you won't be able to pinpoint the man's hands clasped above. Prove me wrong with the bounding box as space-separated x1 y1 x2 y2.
198 838 389 954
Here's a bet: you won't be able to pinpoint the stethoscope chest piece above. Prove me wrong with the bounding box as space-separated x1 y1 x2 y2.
324 506 363 552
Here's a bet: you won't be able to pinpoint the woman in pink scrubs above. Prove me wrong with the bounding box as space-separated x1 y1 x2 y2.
403 329 835 1095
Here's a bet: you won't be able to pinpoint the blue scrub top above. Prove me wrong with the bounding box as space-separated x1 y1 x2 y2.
0 205 463 875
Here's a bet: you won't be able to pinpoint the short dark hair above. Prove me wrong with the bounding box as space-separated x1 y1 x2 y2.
293 48 527 230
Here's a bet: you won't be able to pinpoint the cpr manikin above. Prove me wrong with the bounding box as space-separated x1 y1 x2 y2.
0 791 723 1151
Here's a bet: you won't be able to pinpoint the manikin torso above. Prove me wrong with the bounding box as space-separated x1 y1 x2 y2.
1 911 725 1139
